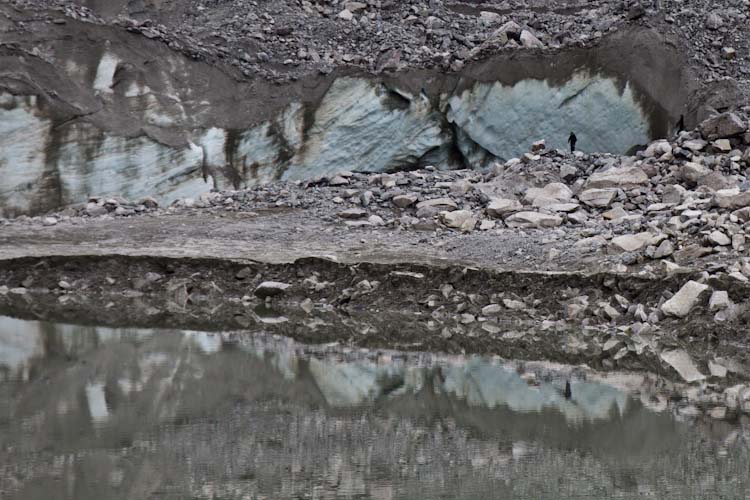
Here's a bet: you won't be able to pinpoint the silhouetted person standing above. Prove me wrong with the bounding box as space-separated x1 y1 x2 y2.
567 132 577 153
676 114 685 134
564 380 572 400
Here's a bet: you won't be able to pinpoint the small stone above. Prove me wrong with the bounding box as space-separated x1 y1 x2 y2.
440 210 477 232
368 214 385 226
338 208 367 219
603 207 628 220
660 349 706 382
479 10 502 24
479 220 496 231
254 281 292 298
482 304 502 316
42 217 58 226
524 183 573 204
602 304 621 320
345 1 367 12
680 162 710 183
611 233 653 252
700 112 747 139
392 194 418 208
329 176 351 188
505 211 562 228
708 230 731 246
708 361 728 378
603 337 622 352
140 197 159 209
459 314 476 324
337 9 354 21
714 189 750 210
643 140 672 158
578 188 618 208
560 165 578 181
732 234 745 250
713 139 732 152
662 185 687 204
503 299 526 310
709 291 731 311
682 140 706 152
661 280 710 318
721 47 737 60
519 30 544 49
705 12 723 30
486 198 522 218
586 167 649 189
653 239 675 258
85 204 108 217
417 198 458 211
235 267 253 280
300 298 314 314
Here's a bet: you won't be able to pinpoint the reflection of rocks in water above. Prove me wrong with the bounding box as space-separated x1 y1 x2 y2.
1 317 749 500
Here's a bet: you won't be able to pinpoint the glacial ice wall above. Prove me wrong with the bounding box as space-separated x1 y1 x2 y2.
447 75 651 164
0 55 657 217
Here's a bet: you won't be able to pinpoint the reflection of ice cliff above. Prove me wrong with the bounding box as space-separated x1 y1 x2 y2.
1 316 633 424
304 356 627 423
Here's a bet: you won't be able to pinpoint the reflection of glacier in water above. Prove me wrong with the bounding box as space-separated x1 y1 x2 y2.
1 316 749 500
0 315 669 424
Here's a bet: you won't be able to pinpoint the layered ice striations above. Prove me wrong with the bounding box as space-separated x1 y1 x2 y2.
0 50 654 216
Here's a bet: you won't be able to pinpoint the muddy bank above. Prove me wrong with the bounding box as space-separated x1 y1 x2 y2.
1 253 748 392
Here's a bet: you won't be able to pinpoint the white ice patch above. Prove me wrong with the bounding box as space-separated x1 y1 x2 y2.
185 331 222 354
0 94 52 217
231 103 305 185
85 381 110 423
448 73 651 160
199 127 228 167
283 77 448 180
125 81 152 98
0 316 45 381
54 123 207 205
305 353 628 422
93 52 119 94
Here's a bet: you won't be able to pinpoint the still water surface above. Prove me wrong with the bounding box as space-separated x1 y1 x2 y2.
1 316 748 499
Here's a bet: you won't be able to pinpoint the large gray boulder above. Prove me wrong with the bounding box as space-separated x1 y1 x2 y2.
440 210 477 232
505 211 562 228
586 166 649 189
714 189 750 210
700 112 747 139
486 198 522 218
578 188 618 208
